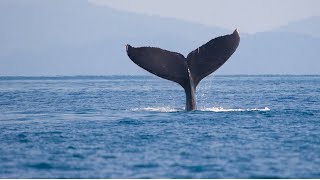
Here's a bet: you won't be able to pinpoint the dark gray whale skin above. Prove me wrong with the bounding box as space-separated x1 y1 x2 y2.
126 29 240 111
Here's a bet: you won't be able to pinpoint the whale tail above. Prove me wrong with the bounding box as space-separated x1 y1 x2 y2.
126 29 240 111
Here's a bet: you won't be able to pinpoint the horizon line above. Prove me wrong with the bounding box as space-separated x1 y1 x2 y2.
1 74 320 78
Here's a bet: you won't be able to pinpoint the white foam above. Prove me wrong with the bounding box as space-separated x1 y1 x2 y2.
131 107 179 112
131 106 270 113
199 107 270 112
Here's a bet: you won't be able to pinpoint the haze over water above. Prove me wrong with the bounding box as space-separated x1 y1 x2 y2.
1 75 319 178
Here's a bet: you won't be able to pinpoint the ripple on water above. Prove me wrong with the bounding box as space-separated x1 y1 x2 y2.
1 76 319 178
117 118 144 125
132 163 159 169
27 162 53 170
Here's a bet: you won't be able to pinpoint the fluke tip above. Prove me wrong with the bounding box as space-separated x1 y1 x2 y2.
234 28 239 35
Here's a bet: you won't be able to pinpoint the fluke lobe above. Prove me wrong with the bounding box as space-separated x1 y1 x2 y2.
126 29 240 111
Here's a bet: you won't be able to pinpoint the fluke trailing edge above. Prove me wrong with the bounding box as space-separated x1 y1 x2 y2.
126 29 240 111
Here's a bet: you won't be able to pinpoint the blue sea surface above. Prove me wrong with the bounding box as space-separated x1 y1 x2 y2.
0 75 319 178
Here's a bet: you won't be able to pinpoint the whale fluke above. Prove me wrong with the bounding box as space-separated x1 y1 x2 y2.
126 29 240 111
126 45 189 88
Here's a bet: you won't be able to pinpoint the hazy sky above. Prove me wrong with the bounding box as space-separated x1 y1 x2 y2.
89 0 320 33
1 0 319 75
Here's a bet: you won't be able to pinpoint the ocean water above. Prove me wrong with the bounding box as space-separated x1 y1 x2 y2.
0 75 319 178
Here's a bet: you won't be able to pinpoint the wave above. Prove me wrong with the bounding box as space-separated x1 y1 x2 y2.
131 107 270 113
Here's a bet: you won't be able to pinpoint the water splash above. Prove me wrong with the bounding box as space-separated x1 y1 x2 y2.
199 107 270 112
131 107 180 112
131 107 270 113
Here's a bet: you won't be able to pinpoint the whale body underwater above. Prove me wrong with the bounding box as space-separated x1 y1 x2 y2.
126 29 240 111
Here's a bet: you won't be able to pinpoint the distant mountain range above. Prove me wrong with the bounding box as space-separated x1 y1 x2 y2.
0 0 319 75
274 16 320 38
